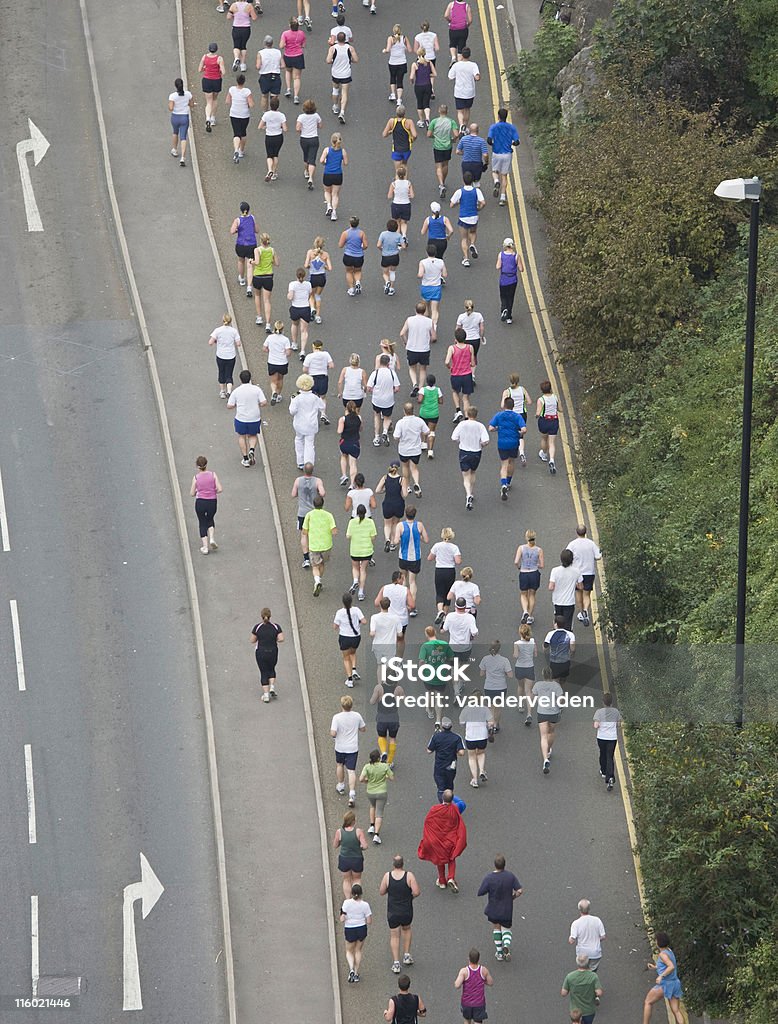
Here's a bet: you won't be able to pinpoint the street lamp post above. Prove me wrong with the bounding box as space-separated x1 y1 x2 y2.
714 176 762 728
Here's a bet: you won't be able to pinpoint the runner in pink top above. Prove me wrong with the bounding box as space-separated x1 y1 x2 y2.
227 1 257 73
198 43 225 130
454 949 493 1023
280 18 307 103
444 0 472 61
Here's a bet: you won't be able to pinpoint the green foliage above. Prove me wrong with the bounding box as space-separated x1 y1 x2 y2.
507 20 580 128
629 723 778 1015
735 0 778 111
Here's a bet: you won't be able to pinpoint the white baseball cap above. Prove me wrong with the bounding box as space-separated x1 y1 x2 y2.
430 201 441 213
503 237 515 247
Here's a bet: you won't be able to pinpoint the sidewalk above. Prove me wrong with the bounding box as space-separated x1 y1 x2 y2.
82 0 339 1020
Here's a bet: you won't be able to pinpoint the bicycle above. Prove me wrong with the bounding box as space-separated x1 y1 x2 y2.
539 0 574 24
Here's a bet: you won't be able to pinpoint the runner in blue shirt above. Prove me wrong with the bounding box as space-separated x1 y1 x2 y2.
487 108 520 206
488 396 526 500
455 123 489 183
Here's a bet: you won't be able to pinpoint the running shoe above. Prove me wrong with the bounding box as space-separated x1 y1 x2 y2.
417 119 425 127
524 714 533 727
344 677 354 687
493 180 500 198
469 244 479 259
348 794 355 808
246 287 253 297
538 449 549 462
352 670 361 680
293 96 300 105
261 693 270 702
402 953 414 965
435 611 445 627
501 484 508 500
506 317 513 324
452 410 464 423
583 611 590 626
299 352 305 362
389 93 397 103
339 475 349 486
389 543 397 551
308 179 314 190
248 449 256 465
238 275 246 285
374 436 383 447
171 148 179 157
372 834 382 844
271 172 278 180
313 580 322 596
347 287 355 297
304 16 312 29
439 184 447 198
331 104 340 114
577 612 586 623
358 590 365 601
499 196 507 207
461 258 471 267
254 1 262 10
503 949 512 962
269 686 277 698
232 58 241 71
409 608 418 617
240 62 247 72
216 3 226 9
241 456 250 467
479 772 487 781
466 495 474 510
347 971 356 984
314 313 322 323
336 782 346 794
526 615 534 624
338 113 346 124
384 540 391 552
233 151 240 164
338 0 345 10
469 778 479 788
353 974 360 983
354 281 362 294
349 580 359 595
265 323 272 333
549 460 556 474
285 88 292 98
447 879 459 893
607 779 614 791
264 170 273 182
302 555 311 569
413 483 422 497
391 960 401 973
179 158 186 166
435 879 447 889
427 450 435 459
495 951 505 961
325 205 333 217
370 3 376 10
384 281 391 295
520 612 529 624
500 309 508 322
290 340 299 351
205 120 212 133
543 759 550 774
387 287 395 295
381 432 389 445
411 384 419 396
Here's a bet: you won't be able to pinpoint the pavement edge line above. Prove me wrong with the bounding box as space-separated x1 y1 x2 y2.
175 2 345 1021
77 1 238 1020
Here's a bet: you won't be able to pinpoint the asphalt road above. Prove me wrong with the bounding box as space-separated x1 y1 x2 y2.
184 0 655 1021
0 2 227 1020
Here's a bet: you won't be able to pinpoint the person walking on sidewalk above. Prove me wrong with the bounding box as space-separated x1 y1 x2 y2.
568 524 602 627
190 456 222 554
515 529 544 624
198 42 225 131
334 591 366 687
340 883 372 984
331 694 367 808
536 378 561 473
487 108 520 206
429 527 462 625
250 608 284 702
302 495 337 595
339 216 368 296
227 369 267 466
569 899 606 971
450 172 485 266
496 238 524 325
593 692 622 791
230 201 257 294
455 949 493 1022
208 313 242 399
393 405 430 497
562 956 604 1024
478 855 523 961
384 974 426 1022
447 48 480 132
418 788 467 891
428 105 459 198
379 855 421 975
444 0 473 62
359 748 394 843
250 233 279 330
292 462 325 568
168 78 194 167
452 406 489 510
289 373 324 468
488 396 526 501
426 721 464 800
549 549 583 631
533 667 564 775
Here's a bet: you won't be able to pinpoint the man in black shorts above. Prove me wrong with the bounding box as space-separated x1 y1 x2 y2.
379 854 421 974
477 854 523 961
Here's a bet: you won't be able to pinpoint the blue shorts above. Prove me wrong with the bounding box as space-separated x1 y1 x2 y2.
420 284 442 302
234 419 261 435
335 750 358 770
259 73 282 95
451 373 474 395
498 447 519 460
392 151 412 162
344 924 368 943
537 416 559 435
581 573 595 592
170 112 190 139
519 570 541 591
458 450 481 472
454 95 473 110
458 219 478 230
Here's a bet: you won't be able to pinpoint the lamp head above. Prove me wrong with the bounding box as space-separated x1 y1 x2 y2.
714 177 762 202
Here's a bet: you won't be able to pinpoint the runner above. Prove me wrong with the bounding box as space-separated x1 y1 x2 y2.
451 406 489 509
297 0 312 30
442 597 478 688
478 641 513 729
279 17 307 105
593 692 622 792
427 104 459 197
544 613 576 679
410 54 435 128
533 667 564 774
417 246 447 327
444 0 473 62
513 622 537 726
377 338 403 375
301 493 337 595
383 24 412 105
333 591 366 687
288 268 314 355
567 524 602 627
258 94 287 181
304 236 331 323
377 219 406 297
456 123 489 183
446 327 476 421
333 812 368 897
561 956 604 1024
345 473 375 520
256 34 282 112
448 567 481 618
419 625 453 725
359 748 394 842
367 354 401 446
291 462 325 568
331 694 367 808
388 164 414 241
339 216 368 296
643 934 685 1024
379 858 421 976
477 856 524 961
249 233 279 329
230 201 257 294
382 106 417 165
198 42 224 131
420 201 454 258
496 238 525 324
488 396 527 500
417 373 443 459
208 313 242 399
338 353 368 409
370 672 404 765
226 369 267 466
376 569 413 658
339 883 372 983
168 78 193 167
447 48 480 132
190 455 222 555
401 301 436 392
456 300 485 382
428 527 462 625
376 461 407 551
347 503 377 599
328 12 353 45
289 373 324 468
515 529 544 623
455 950 493 1021
450 171 486 266
226 0 256 72
414 20 440 72
418 787 467 887
262 320 291 404
549 548 583 631
338 401 363 485
370 596 404 678
395 507 428 609
459 691 494 788
320 133 348 221
296 98 322 189
487 107 520 206
501 373 531 464
303 338 334 416
569 899 607 971
327 32 359 124
250 608 284 702
393 404 430 497
536 379 561 473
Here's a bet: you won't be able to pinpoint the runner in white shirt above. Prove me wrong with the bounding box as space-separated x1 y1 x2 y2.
567 524 602 627
417 249 447 327
262 323 292 403
226 369 267 466
208 314 242 399
447 48 480 130
569 900 606 968
375 572 413 657
345 473 376 518
256 37 283 111
370 598 403 677
302 340 334 421
428 527 462 625
448 567 480 614
367 355 401 446
226 76 254 162
289 373 325 468
400 301 436 393
451 407 489 510
258 97 288 181
287 269 314 356
442 597 478 694
330 693 367 803
333 592 366 688
593 692 622 790
548 549 583 630
392 402 430 495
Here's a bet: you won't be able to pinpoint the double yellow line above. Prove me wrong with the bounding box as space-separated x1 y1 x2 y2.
474 0 647 914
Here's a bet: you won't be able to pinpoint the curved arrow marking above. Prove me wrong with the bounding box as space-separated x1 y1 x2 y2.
122 853 164 1011
16 119 50 233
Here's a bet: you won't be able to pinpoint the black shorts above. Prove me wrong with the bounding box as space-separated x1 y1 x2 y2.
519 570 541 591
461 1006 486 1023
300 136 319 164
398 558 421 575
202 78 222 94
230 116 250 138
259 73 282 95
455 95 474 111
332 75 352 85
387 911 413 930
344 924 367 943
415 85 433 108
448 28 469 52
373 404 394 417
466 738 488 750
338 854 363 873
338 634 361 651
399 453 420 464
433 147 452 163
235 243 255 258
265 134 284 157
232 26 251 50
289 305 312 322
309 273 327 289
311 374 328 395
283 53 305 70
339 440 360 457
376 721 400 738
550 660 570 679
581 574 595 592
459 450 481 472
343 254 364 268
407 350 430 367
498 447 519 460
343 397 364 409
391 202 412 222
537 415 559 435
267 362 289 377
451 373 474 394
461 159 484 182
381 254 400 268
252 274 274 292
388 63 407 87
428 238 448 259
323 172 343 187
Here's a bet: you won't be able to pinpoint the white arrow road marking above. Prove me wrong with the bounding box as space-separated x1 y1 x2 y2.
31 895 39 997
11 600 26 691
16 119 50 233
122 853 164 1011
24 745 37 844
